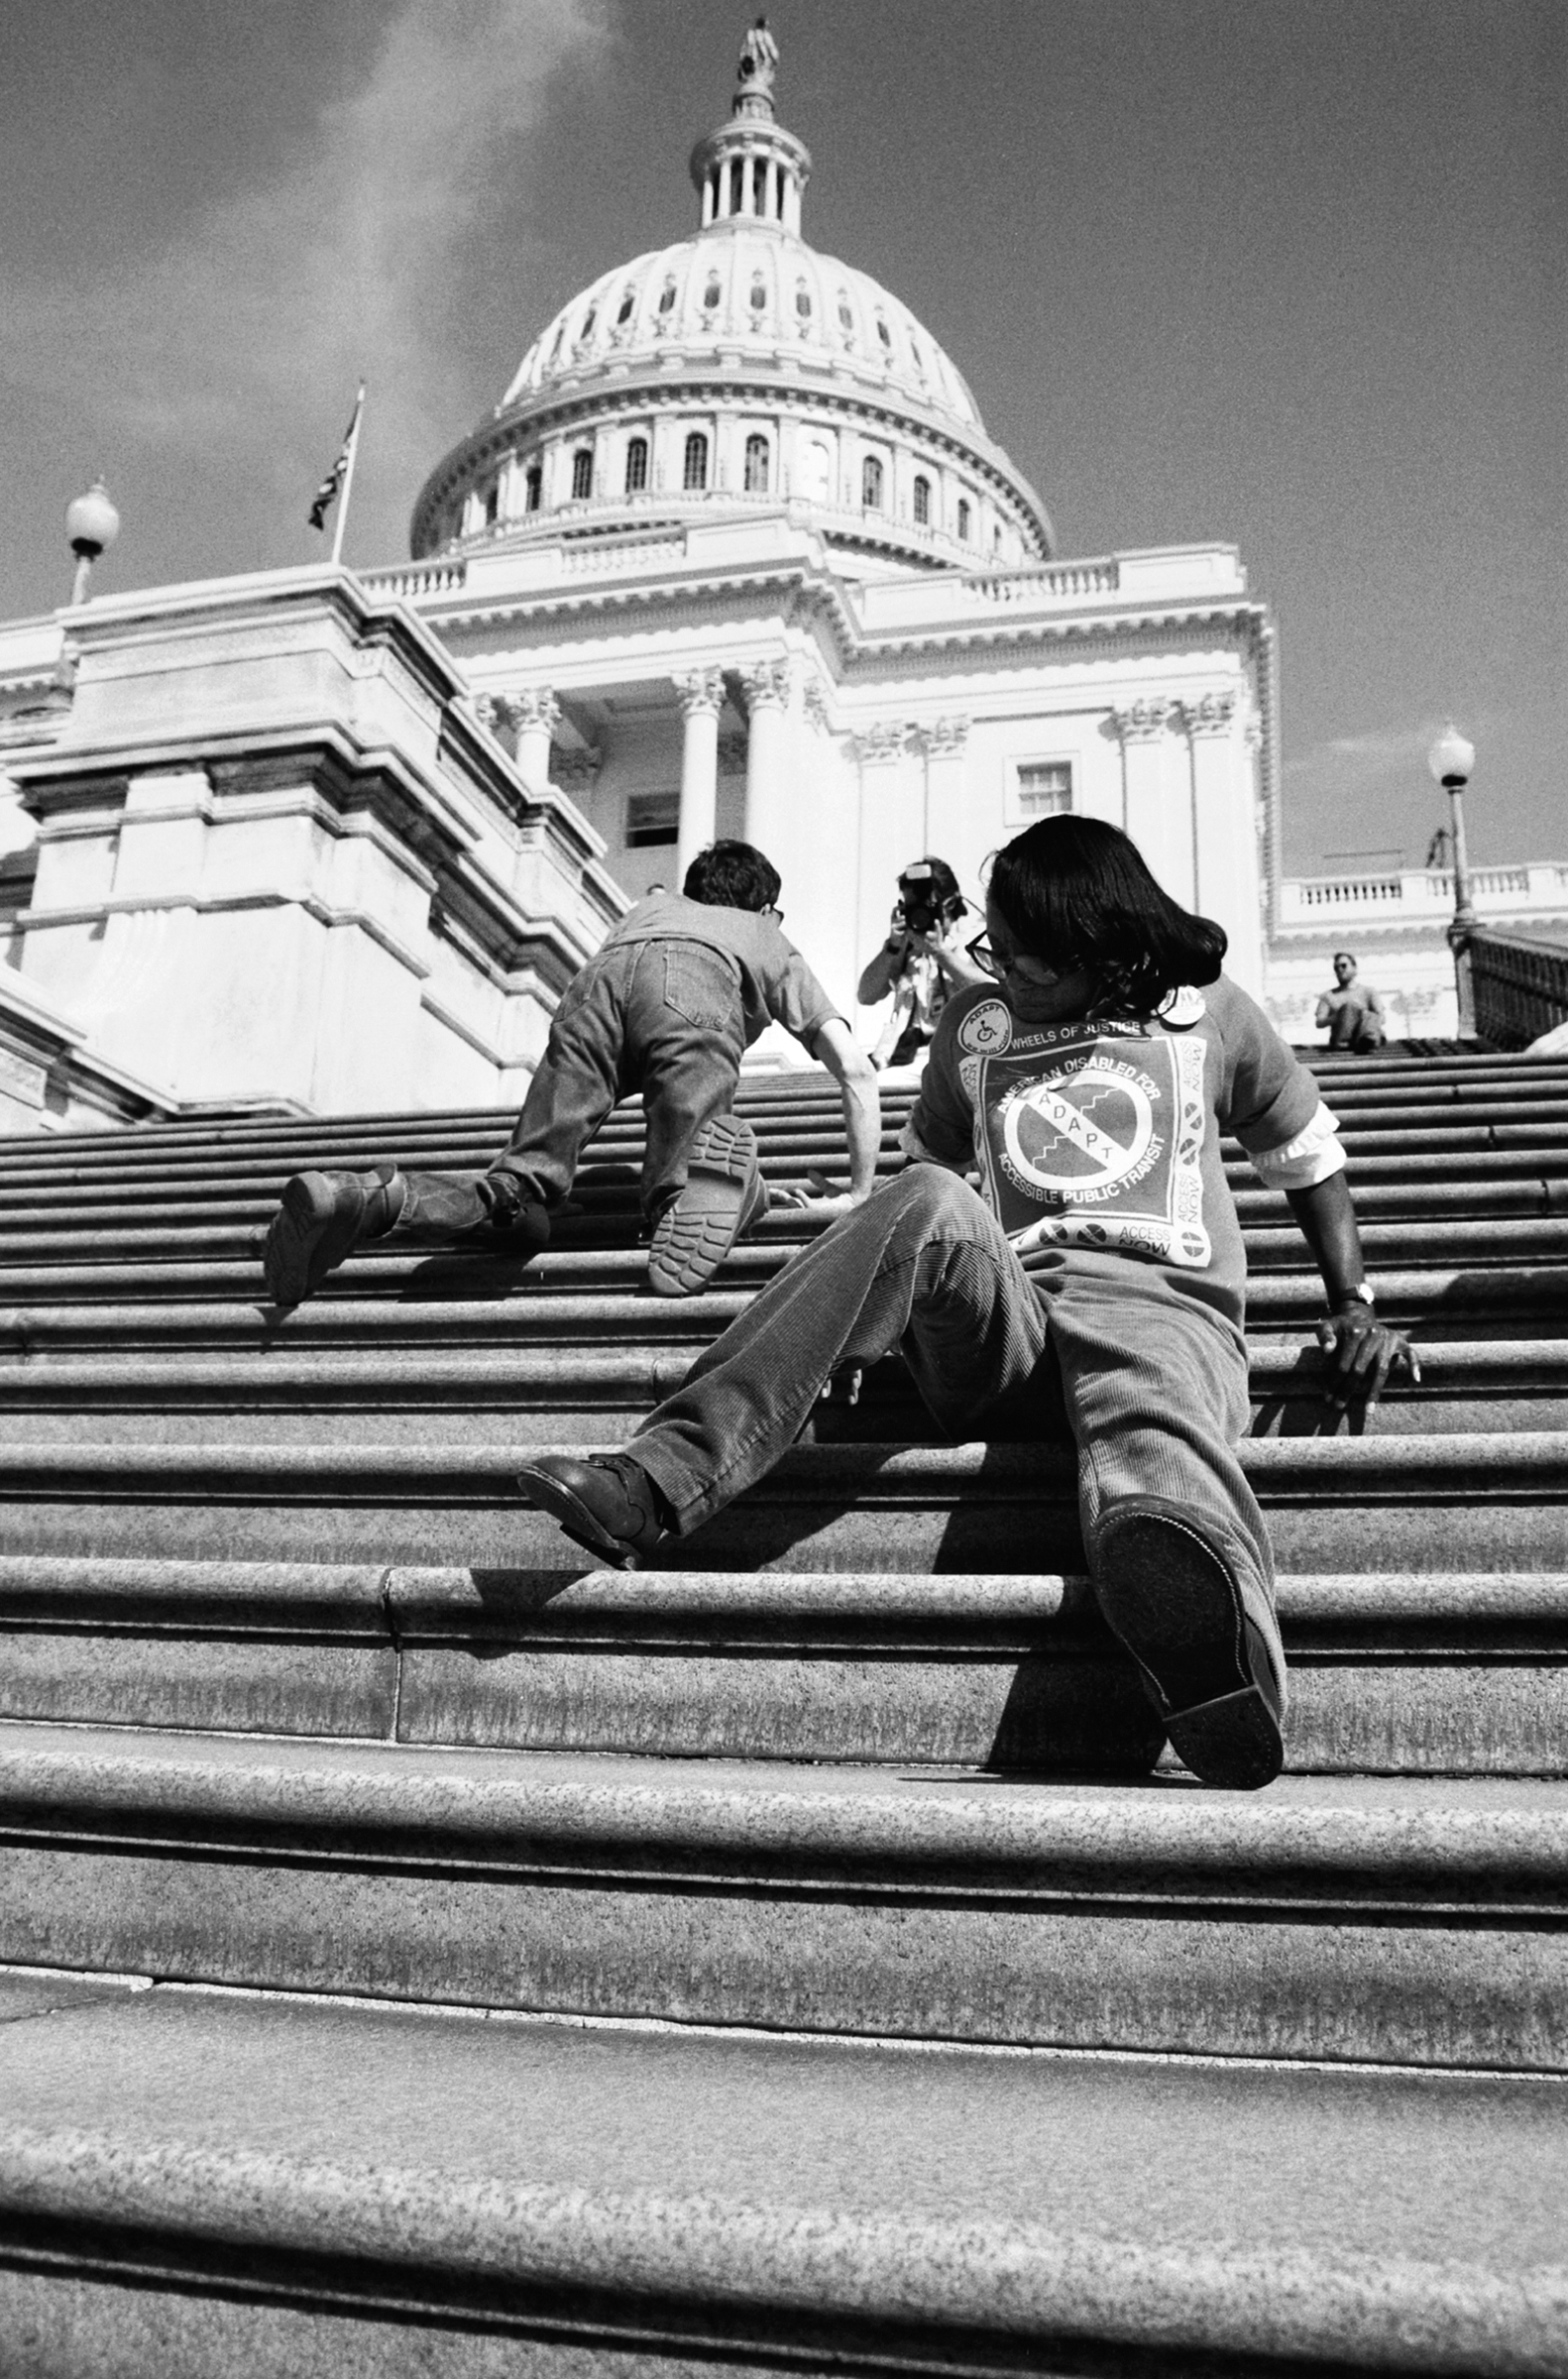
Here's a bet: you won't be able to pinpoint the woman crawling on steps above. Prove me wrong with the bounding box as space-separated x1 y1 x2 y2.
520 814 1417 1793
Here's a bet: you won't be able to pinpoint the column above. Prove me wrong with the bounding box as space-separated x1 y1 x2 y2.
1187 691 1264 993
739 661 793 859
914 716 970 857
851 723 917 995
508 688 560 792
1112 699 1193 908
675 668 724 883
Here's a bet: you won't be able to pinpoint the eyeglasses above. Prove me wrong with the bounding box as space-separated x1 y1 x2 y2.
762 903 784 925
965 933 1002 976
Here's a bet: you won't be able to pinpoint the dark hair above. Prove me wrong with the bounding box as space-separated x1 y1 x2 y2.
986 815 1225 1013
1333 950 1358 965
682 839 781 913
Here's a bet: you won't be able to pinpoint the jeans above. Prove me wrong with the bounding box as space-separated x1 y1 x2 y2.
629 1166 1271 1605
390 940 747 1239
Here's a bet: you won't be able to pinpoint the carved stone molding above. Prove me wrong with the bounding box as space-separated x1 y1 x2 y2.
739 659 793 713
1110 698 1180 744
489 687 561 737
675 667 725 719
801 681 833 736
914 715 970 758
849 722 914 763
1185 691 1238 739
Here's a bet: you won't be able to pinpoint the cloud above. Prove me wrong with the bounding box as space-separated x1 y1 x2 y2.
1283 715 1502 790
3 0 607 571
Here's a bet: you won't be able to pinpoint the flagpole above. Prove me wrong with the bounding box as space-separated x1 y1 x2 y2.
330 385 366 569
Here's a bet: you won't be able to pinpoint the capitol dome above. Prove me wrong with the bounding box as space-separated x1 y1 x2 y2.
409 24 1054 574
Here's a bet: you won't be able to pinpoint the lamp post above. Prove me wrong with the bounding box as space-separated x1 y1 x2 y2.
64 479 120 607
1427 724 1477 1035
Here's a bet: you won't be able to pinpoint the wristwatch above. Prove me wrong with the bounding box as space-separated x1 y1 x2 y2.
1336 1283 1376 1311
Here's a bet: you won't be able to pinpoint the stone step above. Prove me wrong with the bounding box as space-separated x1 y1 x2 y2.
2 1555 1565 1777
1 1724 1564 2066
3 1975 1563 2376
0 1338 1564 1443
0 1432 1558 1568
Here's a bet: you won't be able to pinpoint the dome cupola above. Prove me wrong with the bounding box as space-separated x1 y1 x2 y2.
409 23 1054 574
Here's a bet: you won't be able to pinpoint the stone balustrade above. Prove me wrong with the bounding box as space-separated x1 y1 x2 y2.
1277 863 1568 931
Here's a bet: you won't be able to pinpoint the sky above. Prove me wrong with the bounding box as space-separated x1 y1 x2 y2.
1 0 1561 874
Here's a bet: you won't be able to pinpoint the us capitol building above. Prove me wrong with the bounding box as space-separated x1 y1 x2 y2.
0 26 1553 1131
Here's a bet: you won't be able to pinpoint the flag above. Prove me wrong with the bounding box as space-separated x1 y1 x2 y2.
307 388 364 531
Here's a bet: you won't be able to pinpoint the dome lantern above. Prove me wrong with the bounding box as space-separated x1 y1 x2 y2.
689 17 811 235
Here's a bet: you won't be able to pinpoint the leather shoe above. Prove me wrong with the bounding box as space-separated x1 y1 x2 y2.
516 1451 672 1569
1092 1508 1286 1789
264 1167 402 1307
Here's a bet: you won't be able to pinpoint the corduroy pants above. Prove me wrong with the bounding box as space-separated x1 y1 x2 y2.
629 1165 1272 1603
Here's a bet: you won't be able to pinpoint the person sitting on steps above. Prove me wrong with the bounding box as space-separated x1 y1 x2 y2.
263 838 881 1306
519 815 1418 1793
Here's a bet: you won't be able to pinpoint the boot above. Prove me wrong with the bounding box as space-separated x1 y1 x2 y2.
263 1166 404 1307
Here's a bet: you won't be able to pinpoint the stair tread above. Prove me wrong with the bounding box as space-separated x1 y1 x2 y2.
0 1976 1563 2365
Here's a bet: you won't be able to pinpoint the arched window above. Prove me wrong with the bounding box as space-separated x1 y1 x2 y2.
752 159 768 212
861 455 884 510
624 436 649 495
524 465 542 513
909 337 924 375
580 308 597 342
956 497 972 541
838 292 854 334
729 159 744 214
749 278 767 312
913 475 931 526
703 277 722 312
616 288 635 324
744 434 769 494
795 283 812 319
571 449 594 500
484 483 500 525
876 317 892 350
658 280 677 314
683 431 709 491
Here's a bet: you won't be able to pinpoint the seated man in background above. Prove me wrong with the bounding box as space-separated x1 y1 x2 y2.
856 856 988 1070
520 815 1416 1793
1316 951 1387 1053
263 839 881 1305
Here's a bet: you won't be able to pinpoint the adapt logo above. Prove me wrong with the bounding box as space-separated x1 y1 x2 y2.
996 1057 1165 1206
956 998 1012 1057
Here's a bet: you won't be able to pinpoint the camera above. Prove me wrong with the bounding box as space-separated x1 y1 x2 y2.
893 860 963 941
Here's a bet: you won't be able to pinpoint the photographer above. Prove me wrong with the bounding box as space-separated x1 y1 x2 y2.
857 856 988 1070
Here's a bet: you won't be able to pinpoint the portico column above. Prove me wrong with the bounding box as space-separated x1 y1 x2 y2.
508 689 560 792
1187 691 1265 993
740 660 793 860
1112 699 1194 908
914 716 970 855
675 668 724 883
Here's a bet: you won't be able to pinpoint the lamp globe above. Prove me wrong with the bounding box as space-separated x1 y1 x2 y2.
1427 725 1476 788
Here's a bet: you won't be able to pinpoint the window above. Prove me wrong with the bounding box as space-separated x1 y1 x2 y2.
956 497 972 541
484 483 500 525
616 288 635 324
683 431 709 491
571 448 594 500
580 308 597 342
624 436 648 495
749 278 767 312
876 316 892 349
729 159 743 214
796 283 812 318
913 474 931 525
752 159 768 212
744 434 769 493
1015 761 1072 819
837 292 854 333
704 277 722 311
524 464 542 512
658 280 677 313
861 455 884 510
909 337 924 374
625 791 679 849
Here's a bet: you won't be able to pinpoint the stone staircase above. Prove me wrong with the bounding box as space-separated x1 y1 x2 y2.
1 1049 1565 2375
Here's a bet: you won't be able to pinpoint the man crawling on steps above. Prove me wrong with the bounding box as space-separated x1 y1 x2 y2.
263 838 882 1306
519 815 1418 1794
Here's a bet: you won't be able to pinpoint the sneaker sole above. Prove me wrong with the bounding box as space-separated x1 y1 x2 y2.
262 1173 364 1307
1094 1513 1285 1790
515 1464 643 1570
646 1115 762 1298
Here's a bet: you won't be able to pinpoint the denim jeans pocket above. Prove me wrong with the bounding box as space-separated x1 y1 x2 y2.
661 945 738 1033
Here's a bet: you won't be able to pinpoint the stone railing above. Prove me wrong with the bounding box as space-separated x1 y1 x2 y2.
1277 862 1568 931
361 560 469 602
1467 930 1568 1051
953 562 1120 603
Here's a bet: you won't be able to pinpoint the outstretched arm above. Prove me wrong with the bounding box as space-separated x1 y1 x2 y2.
776 1016 882 1214
1286 1171 1420 1408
